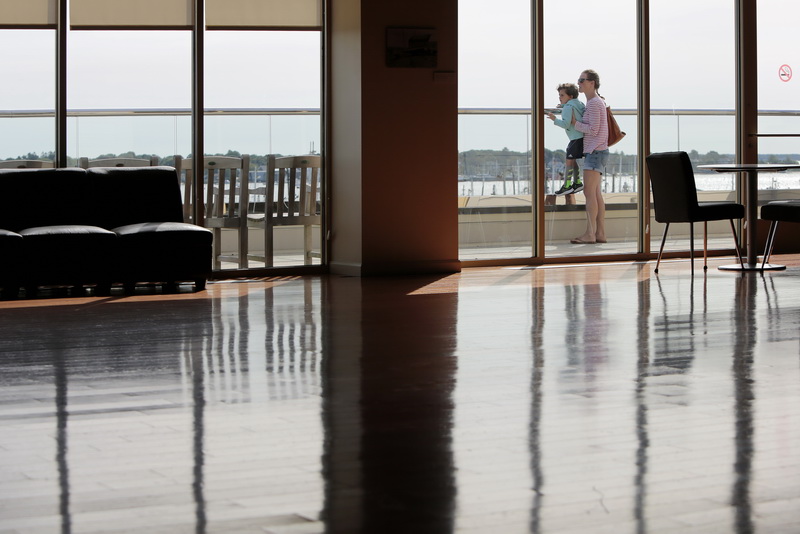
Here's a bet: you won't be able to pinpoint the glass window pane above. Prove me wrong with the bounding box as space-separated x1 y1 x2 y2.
203 31 322 270
544 0 637 257
649 0 736 256
458 0 532 261
67 30 192 164
0 30 55 166
757 1 800 206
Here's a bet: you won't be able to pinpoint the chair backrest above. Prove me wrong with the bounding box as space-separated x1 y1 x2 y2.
646 151 700 223
175 155 250 224
254 155 322 223
79 156 159 169
0 160 54 169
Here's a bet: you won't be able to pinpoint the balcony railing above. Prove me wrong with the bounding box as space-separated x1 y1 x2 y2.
2 107 798 263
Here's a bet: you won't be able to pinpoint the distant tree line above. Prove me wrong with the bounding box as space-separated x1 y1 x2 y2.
0 150 310 170
3 148 797 175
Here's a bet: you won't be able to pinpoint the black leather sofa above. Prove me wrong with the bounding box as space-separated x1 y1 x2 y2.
0 166 212 298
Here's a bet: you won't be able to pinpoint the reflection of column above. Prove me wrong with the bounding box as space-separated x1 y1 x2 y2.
184 296 222 534
53 349 72 534
321 276 458 533
188 290 250 534
634 271 652 534
191 348 206 534
360 278 457 533
731 274 756 533
528 285 545 533
321 276 364 533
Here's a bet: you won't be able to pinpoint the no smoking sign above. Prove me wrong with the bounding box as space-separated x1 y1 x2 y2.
779 64 792 82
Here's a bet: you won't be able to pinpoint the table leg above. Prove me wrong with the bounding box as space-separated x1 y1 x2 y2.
719 170 785 272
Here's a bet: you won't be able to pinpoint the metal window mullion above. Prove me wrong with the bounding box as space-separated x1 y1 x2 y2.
192 0 205 226
532 0 544 260
56 0 67 167
638 0 650 256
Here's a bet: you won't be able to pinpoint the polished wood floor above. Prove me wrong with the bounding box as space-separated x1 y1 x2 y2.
2 257 800 533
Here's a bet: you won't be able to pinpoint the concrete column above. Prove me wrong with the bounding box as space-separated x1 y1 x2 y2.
328 0 460 275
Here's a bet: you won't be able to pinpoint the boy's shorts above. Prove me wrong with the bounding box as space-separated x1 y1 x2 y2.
566 138 584 160
584 149 609 173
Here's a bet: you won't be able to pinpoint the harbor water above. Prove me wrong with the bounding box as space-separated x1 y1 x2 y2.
459 171 800 197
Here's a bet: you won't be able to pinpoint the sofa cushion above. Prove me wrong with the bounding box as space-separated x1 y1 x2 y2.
85 167 185 229
0 168 91 232
20 224 117 241
0 228 23 240
113 222 212 285
21 225 117 287
0 229 23 286
113 221 212 247
0 229 24 259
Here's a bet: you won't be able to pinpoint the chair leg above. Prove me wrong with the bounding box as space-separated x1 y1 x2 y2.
304 225 313 265
655 223 669 273
213 228 222 271
761 221 779 269
264 222 274 268
703 221 708 271
729 219 744 269
238 223 248 270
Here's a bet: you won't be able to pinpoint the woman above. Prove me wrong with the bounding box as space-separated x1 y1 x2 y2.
570 69 609 244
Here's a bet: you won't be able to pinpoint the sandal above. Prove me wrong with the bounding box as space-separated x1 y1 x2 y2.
570 237 596 244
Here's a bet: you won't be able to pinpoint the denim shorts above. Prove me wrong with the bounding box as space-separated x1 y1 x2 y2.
584 149 609 173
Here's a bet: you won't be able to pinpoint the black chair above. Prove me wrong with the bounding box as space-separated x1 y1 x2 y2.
760 200 800 268
646 151 745 274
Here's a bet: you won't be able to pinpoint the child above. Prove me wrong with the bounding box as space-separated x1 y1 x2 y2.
547 83 585 195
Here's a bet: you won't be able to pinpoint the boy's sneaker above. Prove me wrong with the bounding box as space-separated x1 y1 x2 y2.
555 184 574 196
571 182 584 193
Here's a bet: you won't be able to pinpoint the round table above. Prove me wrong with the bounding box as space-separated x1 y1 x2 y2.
698 163 800 271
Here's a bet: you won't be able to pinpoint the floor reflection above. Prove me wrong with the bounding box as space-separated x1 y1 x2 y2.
528 284 544 533
53 347 71 534
322 276 458 533
635 273 652 534
732 274 756 534
1 262 800 533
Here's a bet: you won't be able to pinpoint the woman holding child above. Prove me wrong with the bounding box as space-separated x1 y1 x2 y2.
570 69 609 244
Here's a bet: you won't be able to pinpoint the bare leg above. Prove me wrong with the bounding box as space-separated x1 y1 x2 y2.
573 169 605 243
592 170 606 242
